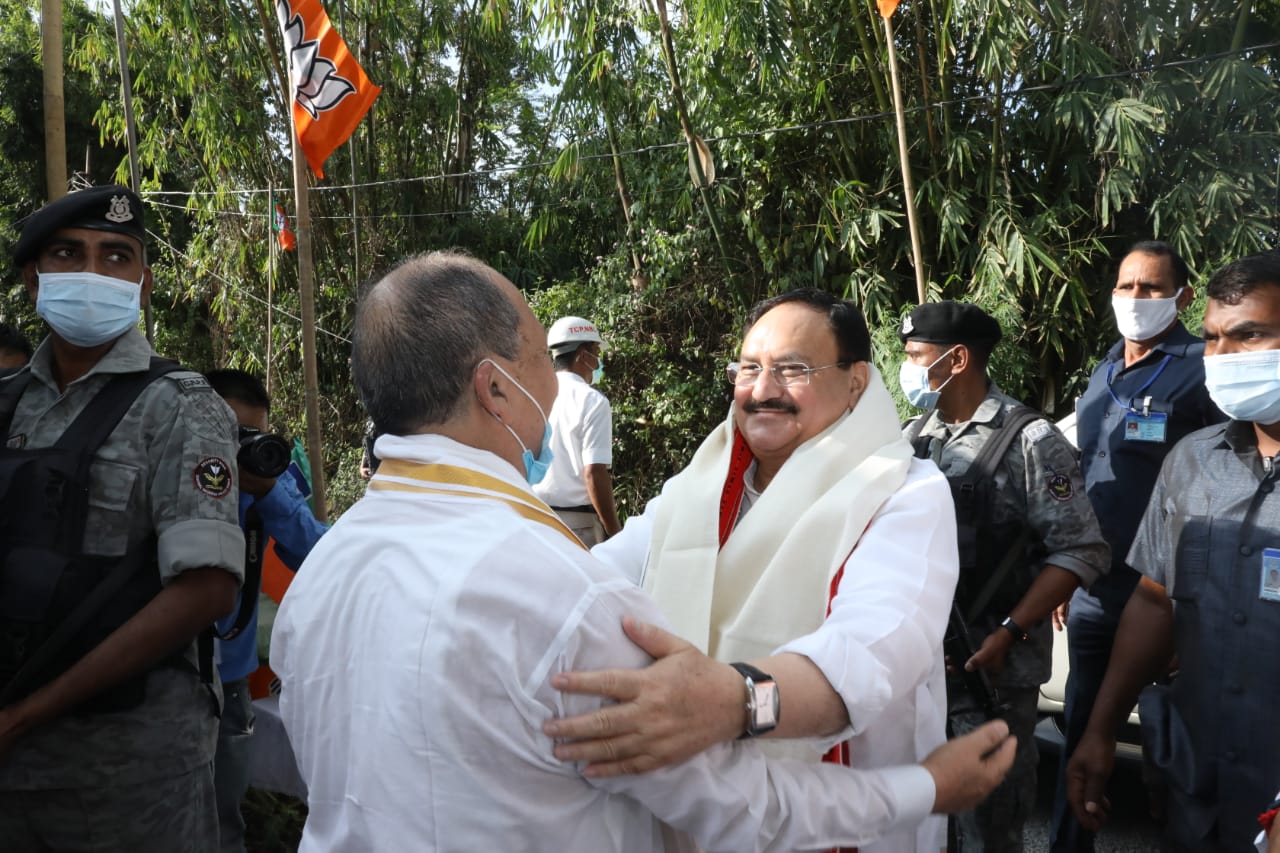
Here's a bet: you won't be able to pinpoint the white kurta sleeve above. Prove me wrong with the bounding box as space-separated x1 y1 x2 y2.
569 578 938 852
774 460 958 734
590 493 660 586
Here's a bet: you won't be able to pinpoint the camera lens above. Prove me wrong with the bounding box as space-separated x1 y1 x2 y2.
237 428 292 479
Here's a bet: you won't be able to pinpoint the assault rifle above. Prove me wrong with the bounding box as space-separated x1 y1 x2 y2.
944 603 1010 721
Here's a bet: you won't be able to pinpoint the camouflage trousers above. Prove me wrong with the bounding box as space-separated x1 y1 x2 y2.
947 683 1041 853
0 761 218 853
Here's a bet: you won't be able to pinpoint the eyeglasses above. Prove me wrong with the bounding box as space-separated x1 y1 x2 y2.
726 361 850 387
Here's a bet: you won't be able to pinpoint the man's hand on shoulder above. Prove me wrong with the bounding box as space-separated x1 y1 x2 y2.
924 719 1016 814
543 616 745 777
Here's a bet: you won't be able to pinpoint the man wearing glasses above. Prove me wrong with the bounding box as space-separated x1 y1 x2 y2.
544 289 965 853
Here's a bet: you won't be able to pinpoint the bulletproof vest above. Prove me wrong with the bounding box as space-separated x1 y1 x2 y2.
0 358 180 712
909 405 1042 619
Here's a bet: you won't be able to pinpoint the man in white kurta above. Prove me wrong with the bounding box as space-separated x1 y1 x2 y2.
549 290 960 853
272 253 1012 852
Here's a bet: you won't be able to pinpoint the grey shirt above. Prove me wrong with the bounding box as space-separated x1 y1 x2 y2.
1128 419 1280 849
0 329 244 790
910 385 1109 688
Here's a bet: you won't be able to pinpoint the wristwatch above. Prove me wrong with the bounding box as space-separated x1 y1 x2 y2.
729 662 780 737
999 615 1029 642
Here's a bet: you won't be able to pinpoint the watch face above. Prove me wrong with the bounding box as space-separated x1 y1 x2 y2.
753 681 780 729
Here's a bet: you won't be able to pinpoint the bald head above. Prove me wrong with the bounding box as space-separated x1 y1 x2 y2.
353 250 522 434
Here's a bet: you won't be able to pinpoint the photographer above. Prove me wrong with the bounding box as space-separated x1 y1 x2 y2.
204 369 327 853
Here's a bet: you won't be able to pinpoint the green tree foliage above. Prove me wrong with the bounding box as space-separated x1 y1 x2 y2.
1 0 1276 517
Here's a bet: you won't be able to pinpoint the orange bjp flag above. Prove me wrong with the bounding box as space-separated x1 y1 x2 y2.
275 0 381 178
274 204 297 251
877 0 900 17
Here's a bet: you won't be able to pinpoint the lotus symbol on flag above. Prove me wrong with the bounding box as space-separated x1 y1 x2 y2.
276 0 356 119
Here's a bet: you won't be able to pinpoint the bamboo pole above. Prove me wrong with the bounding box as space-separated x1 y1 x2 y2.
40 0 66 201
289 127 329 523
110 0 152 343
882 14 928 304
266 188 276 398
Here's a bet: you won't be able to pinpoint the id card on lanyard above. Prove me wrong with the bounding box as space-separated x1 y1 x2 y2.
1262 547 1280 603
1109 356 1172 444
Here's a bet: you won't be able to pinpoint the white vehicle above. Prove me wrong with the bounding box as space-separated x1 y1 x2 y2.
1033 409 1142 758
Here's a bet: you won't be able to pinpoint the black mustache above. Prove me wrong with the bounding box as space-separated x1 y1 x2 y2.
743 401 797 414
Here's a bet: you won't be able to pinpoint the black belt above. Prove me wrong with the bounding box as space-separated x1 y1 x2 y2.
551 504 596 514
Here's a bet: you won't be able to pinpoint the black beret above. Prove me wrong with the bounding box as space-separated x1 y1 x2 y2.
13 185 146 267
898 300 1003 346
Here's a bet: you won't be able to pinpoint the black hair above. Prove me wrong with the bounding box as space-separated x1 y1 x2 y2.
1206 252 1280 306
553 346 588 371
205 368 271 413
1125 241 1190 290
353 250 521 434
745 288 872 363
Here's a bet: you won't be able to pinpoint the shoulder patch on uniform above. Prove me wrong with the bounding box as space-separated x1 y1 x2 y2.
175 375 211 393
193 456 233 498
1023 420 1053 444
1046 471 1074 502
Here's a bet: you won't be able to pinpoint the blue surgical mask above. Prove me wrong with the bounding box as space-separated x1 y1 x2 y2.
36 270 143 347
481 358 556 484
590 353 605 386
898 347 957 410
1203 349 1280 424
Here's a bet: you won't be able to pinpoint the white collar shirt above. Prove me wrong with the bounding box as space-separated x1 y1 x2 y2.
273 434 934 852
533 371 613 508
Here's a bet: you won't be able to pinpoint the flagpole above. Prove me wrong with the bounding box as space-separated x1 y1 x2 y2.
289 126 329 523
266 188 275 399
881 11 928 304
109 0 153 341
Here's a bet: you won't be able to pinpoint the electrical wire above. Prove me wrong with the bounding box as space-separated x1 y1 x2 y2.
146 229 353 345
140 40 1279 203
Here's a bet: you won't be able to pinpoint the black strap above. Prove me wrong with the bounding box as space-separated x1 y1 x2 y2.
53 358 181 453
955 405 1045 623
965 405 1042 487
0 357 183 705
216 506 264 641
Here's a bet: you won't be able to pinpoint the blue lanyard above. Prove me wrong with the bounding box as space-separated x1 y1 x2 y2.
1106 354 1172 413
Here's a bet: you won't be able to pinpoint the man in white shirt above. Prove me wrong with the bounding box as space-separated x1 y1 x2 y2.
545 288 963 853
272 252 1014 852
533 315 621 545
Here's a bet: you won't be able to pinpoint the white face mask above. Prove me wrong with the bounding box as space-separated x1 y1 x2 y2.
898 347 957 410
1203 349 1280 424
36 270 143 347
1111 288 1182 342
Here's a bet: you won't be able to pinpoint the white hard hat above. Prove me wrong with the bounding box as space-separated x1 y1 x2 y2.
547 316 603 356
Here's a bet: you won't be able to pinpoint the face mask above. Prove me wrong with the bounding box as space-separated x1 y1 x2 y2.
481 358 555 484
899 347 957 410
1203 350 1280 424
1112 288 1182 342
36 270 143 347
590 354 605 386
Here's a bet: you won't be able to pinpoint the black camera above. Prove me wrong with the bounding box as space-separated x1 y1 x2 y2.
237 426 292 479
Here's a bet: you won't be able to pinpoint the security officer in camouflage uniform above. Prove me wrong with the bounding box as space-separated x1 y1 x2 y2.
0 185 244 852
899 301 1109 853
